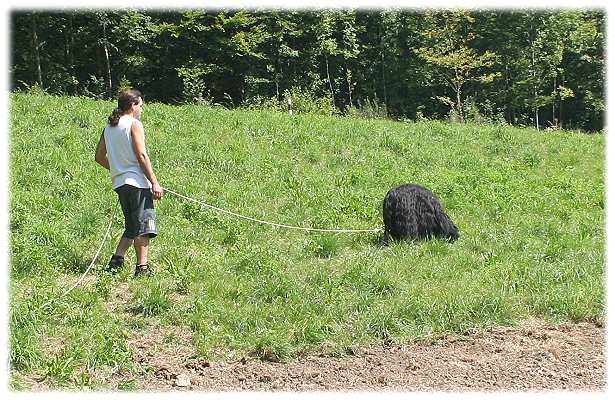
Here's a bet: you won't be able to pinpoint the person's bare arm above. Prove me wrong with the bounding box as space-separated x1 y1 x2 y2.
131 120 163 200
95 131 110 170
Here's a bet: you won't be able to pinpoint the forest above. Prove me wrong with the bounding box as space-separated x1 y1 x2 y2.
10 9 605 131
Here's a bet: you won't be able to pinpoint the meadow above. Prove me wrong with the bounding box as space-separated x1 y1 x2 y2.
9 92 605 389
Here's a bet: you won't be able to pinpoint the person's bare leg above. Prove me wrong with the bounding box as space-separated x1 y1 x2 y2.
133 235 149 266
114 237 134 257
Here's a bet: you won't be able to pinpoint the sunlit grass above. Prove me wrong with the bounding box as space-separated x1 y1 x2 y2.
9 92 605 389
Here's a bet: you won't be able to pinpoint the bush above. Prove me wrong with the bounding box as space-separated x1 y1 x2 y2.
243 87 337 116
82 75 109 99
346 97 388 119
243 94 285 112
176 64 214 105
45 66 79 96
461 97 508 125
284 87 337 116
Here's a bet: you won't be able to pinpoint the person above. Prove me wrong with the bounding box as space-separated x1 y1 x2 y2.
95 89 163 277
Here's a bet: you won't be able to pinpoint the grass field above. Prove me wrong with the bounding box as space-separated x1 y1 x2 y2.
8 92 605 389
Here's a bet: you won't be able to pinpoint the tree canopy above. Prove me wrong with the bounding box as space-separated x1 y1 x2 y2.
10 9 605 131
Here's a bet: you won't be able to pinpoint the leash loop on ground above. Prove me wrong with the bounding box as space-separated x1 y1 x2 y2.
162 186 382 234
37 208 115 311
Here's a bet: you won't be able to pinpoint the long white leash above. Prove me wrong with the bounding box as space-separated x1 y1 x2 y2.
38 187 381 310
37 208 115 311
162 186 382 233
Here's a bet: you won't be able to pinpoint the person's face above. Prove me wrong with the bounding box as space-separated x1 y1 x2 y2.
133 97 144 120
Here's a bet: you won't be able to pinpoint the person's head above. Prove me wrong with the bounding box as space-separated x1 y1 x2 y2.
108 89 143 126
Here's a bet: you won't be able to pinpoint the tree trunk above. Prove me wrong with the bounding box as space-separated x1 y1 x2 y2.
30 12 43 87
559 102 564 130
456 85 464 123
381 39 387 107
325 55 335 103
531 46 539 130
67 13 77 94
552 76 557 128
101 20 113 98
534 97 539 130
346 65 353 107
559 75 565 130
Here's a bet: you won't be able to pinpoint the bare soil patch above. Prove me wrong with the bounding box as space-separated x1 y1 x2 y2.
128 319 605 392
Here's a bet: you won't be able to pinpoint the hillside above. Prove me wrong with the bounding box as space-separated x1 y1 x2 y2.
8 92 605 389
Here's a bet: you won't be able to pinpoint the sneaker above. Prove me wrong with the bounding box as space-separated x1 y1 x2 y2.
106 254 124 273
134 264 153 277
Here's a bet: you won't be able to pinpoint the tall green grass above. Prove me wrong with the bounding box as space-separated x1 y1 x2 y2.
9 92 605 389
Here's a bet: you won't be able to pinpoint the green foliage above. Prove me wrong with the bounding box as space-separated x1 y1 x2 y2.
244 87 337 116
9 93 605 388
9 10 604 131
416 10 501 123
284 87 337 116
346 97 388 119
176 63 216 104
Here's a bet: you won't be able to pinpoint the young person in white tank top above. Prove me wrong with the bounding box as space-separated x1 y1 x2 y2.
95 89 164 277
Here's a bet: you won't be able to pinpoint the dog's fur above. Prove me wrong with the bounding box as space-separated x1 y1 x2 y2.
382 184 459 243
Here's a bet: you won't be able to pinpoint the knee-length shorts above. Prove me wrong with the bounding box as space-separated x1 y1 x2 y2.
114 184 158 239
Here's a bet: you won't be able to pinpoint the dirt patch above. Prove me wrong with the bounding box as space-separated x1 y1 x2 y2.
129 319 605 392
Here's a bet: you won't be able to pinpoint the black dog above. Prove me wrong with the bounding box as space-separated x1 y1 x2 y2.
382 184 459 243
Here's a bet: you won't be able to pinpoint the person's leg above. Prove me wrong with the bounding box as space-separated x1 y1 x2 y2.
133 234 152 276
133 235 149 266
108 185 139 272
107 236 133 271
133 187 157 276
114 236 134 258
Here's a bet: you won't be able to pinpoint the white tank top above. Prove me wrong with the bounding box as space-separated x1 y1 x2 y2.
103 115 152 189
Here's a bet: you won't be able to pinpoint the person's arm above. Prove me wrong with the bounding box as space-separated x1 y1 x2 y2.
95 131 110 170
131 120 163 200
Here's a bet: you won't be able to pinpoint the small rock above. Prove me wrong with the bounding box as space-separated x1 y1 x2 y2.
407 362 420 371
175 374 191 387
155 367 174 380
532 351 554 362
186 358 211 371
309 371 321 379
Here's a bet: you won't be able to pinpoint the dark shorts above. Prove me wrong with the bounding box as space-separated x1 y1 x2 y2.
114 184 158 239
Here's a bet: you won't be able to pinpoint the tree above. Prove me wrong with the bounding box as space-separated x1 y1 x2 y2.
8 9 605 131
95 11 114 98
313 10 338 104
338 10 361 107
258 12 301 100
558 10 605 130
30 12 43 88
416 10 499 123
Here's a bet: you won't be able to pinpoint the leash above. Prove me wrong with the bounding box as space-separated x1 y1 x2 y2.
36 187 380 311
37 208 115 311
163 186 383 234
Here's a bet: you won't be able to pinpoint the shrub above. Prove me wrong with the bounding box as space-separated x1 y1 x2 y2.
346 97 388 119
284 87 337 116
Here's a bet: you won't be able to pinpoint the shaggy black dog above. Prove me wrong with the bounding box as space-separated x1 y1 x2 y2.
382 184 459 243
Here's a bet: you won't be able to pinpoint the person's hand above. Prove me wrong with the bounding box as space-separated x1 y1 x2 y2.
152 182 164 200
